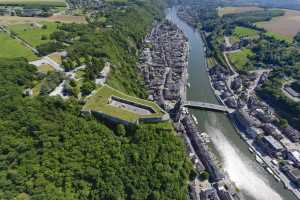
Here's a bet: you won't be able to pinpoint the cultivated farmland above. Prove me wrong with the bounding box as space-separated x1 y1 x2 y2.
0 0 66 7
0 15 87 26
256 9 300 37
218 6 264 17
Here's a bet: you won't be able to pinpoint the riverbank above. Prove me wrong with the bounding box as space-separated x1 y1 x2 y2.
167 5 298 200
196 14 300 200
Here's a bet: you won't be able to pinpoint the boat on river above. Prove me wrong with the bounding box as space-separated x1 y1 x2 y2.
274 175 281 182
266 167 274 176
255 155 265 167
248 147 254 154
192 115 198 125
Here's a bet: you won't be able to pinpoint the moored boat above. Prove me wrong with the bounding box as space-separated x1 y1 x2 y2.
192 115 198 125
248 147 254 154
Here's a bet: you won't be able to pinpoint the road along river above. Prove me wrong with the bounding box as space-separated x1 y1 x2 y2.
166 7 297 200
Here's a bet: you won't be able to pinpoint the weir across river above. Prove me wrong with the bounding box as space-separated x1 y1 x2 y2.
183 100 235 113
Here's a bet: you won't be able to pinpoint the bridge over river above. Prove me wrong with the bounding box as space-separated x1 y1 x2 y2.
183 100 235 113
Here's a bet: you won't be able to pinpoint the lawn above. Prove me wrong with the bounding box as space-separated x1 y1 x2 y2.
0 32 38 60
9 21 58 47
233 26 259 38
37 63 55 73
227 48 254 71
229 35 240 44
48 52 62 64
82 85 167 123
0 0 66 7
265 31 293 43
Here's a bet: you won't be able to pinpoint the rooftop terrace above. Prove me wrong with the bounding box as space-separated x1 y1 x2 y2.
82 85 168 124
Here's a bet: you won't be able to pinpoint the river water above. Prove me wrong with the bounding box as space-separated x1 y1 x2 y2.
166 7 297 200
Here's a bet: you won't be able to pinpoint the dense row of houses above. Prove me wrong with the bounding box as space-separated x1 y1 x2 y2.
139 21 188 111
0 7 53 17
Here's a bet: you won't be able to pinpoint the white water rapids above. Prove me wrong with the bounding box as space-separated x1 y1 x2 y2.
205 113 283 200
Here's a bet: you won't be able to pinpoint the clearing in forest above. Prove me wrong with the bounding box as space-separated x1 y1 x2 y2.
256 9 300 37
218 6 263 17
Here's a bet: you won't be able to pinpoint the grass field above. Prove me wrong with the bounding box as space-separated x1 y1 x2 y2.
265 31 293 43
218 6 263 17
233 26 259 38
83 85 166 123
0 0 66 7
256 9 300 37
8 21 58 47
0 32 38 60
227 48 254 71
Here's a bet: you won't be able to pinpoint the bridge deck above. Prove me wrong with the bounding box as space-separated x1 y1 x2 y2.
183 101 234 113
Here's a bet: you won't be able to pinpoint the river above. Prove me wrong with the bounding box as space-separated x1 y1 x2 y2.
165 7 297 200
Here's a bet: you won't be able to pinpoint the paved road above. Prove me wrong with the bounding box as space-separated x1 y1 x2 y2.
183 100 234 113
281 80 300 102
248 69 271 95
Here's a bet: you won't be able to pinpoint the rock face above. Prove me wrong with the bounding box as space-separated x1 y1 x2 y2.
138 21 188 110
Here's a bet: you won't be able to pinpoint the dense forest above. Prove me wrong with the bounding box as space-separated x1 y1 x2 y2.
0 0 193 199
0 58 192 199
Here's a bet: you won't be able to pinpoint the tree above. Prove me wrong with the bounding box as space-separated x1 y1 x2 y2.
278 118 288 128
199 171 209 181
80 80 96 96
116 124 126 137
41 35 48 40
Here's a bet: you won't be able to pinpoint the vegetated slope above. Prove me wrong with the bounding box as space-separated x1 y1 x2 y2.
0 58 192 199
44 2 163 98
256 66 300 130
